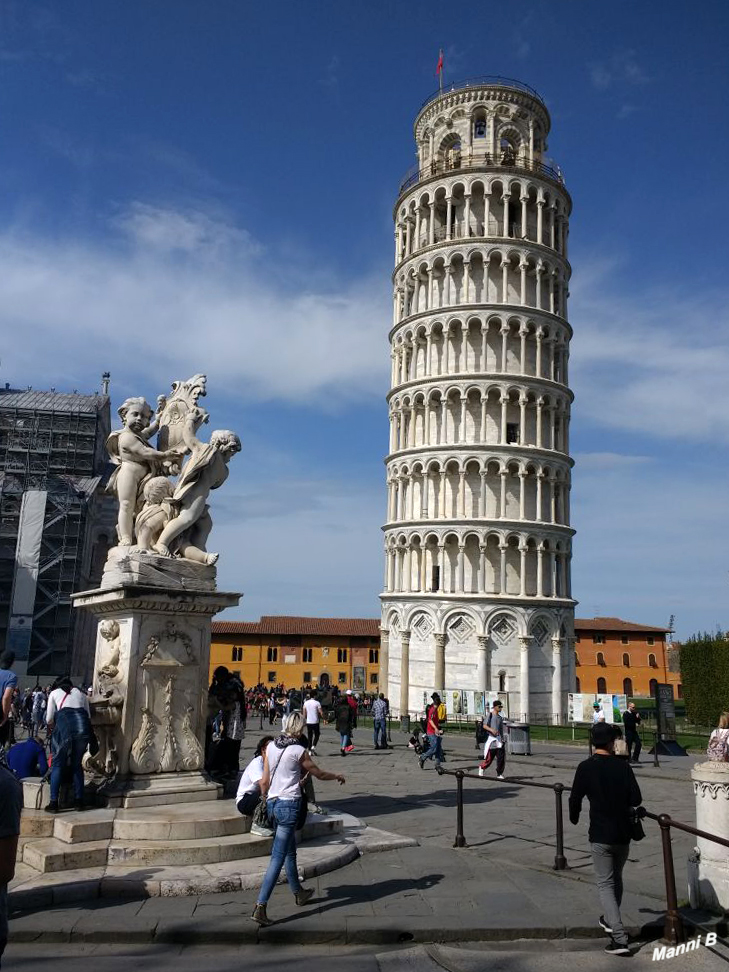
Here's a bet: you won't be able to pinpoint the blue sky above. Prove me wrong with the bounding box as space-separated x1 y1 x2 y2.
1 1 728 638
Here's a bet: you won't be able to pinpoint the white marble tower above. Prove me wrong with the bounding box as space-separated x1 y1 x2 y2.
380 78 576 722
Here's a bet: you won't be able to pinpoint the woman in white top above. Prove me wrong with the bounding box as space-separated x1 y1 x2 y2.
236 736 273 816
707 712 729 762
252 710 345 927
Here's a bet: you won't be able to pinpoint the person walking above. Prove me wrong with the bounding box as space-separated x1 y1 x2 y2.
303 692 323 754
419 693 444 768
0 754 22 970
335 696 354 754
372 693 389 749
569 721 643 957
706 712 729 761
251 711 344 926
0 653 17 751
44 676 92 813
478 700 506 779
621 702 642 764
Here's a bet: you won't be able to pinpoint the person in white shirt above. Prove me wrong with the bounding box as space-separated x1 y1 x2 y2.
236 736 273 816
46 685 90 724
302 693 323 753
592 702 605 724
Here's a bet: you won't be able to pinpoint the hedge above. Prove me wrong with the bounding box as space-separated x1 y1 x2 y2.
680 632 729 728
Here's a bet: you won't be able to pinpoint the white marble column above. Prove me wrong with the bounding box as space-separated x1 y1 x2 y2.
399 630 411 716
434 632 446 696
380 629 389 698
477 634 490 697
519 635 532 721
551 637 563 723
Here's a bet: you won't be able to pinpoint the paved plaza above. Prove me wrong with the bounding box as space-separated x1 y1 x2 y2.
7 725 727 970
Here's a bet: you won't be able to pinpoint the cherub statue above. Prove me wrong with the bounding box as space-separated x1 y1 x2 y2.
136 475 215 564
154 428 241 561
106 397 179 545
97 619 121 683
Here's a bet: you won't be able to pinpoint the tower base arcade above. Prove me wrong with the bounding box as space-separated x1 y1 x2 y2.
381 597 575 722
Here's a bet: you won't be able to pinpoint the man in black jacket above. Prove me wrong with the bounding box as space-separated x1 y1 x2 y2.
569 721 642 956
622 702 642 764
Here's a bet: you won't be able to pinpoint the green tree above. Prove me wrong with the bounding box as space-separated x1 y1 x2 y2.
680 633 729 727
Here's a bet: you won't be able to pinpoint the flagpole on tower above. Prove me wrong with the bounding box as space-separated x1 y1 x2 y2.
436 49 444 93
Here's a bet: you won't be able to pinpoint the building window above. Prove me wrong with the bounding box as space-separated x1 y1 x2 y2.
337 648 348 663
267 647 278 662
370 673 378 685
498 671 506 693
575 677 581 692
622 653 630 667
649 678 658 696
231 646 243 662
596 652 606 666
303 671 311 683
593 634 605 645
677 683 683 699
506 422 519 444
648 653 658 668
267 671 276 683
597 677 606 694
647 637 655 646
621 635 630 645
623 677 633 697
474 118 487 138
302 648 313 663
431 565 440 591
369 649 379 664
338 671 347 684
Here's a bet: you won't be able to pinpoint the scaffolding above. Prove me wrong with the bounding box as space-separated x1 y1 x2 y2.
0 388 112 678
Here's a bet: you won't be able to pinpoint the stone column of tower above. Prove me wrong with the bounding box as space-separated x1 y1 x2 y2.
381 78 576 723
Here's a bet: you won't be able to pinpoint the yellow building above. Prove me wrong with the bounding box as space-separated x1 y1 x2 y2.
210 616 381 692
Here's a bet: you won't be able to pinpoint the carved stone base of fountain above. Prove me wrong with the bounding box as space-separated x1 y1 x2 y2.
72 582 240 808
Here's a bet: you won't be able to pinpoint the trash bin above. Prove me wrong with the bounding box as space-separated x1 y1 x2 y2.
506 722 531 755
400 715 411 733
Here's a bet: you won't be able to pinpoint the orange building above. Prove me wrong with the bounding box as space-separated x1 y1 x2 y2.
574 617 681 699
210 616 381 693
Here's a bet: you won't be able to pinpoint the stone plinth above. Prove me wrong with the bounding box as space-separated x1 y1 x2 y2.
72 584 239 807
688 760 729 912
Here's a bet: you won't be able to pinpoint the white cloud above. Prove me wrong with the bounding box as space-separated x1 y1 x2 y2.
590 50 650 91
0 203 390 405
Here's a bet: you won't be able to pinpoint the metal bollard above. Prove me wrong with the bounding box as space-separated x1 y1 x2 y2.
454 769 466 848
553 783 567 870
653 731 660 767
658 814 683 943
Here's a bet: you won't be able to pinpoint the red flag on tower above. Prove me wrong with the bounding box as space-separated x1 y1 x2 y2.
436 49 444 77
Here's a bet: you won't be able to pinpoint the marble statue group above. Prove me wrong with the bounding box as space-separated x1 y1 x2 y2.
106 374 240 564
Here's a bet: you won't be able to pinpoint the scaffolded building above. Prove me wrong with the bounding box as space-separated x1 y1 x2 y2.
0 385 114 680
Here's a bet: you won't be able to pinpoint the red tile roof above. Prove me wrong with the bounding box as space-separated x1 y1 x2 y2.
212 616 381 637
575 617 669 634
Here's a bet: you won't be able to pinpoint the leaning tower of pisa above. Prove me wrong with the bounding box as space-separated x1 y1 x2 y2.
380 77 576 722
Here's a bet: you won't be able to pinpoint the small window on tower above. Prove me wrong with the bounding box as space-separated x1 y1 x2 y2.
506 423 519 444
431 566 441 591
474 118 487 138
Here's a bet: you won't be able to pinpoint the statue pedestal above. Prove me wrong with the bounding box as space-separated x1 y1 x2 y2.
72 583 240 808
688 761 729 913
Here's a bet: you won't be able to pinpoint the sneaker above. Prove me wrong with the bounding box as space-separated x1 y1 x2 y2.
44 800 59 814
496 774 505 780
604 940 631 956
295 887 315 906
74 800 88 812
344 745 354 753
599 915 614 934
418 757 425 769
310 747 316 755
309 804 328 815
340 749 346 757
250 903 272 926
478 767 485 777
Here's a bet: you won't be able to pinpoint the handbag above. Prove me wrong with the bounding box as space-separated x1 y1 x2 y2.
296 791 309 831
629 807 645 842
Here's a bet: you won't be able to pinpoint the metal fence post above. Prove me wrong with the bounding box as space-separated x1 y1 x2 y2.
454 769 466 848
553 783 567 870
657 814 683 943
653 731 660 767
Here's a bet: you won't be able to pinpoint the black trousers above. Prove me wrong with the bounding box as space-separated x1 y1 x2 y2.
306 723 320 749
626 730 642 762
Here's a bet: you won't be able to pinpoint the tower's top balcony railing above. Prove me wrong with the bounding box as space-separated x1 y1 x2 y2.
418 76 547 113
398 151 565 196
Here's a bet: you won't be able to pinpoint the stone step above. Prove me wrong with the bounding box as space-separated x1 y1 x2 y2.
22 838 109 874
21 813 343 872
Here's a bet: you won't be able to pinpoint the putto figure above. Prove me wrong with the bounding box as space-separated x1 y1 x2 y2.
103 376 240 568
106 398 178 545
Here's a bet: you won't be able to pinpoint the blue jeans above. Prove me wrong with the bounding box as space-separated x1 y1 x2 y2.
50 735 86 801
373 718 387 747
257 797 302 904
340 733 350 749
422 733 443 763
